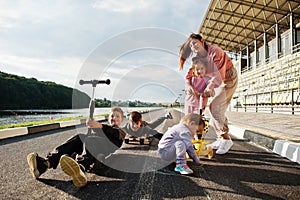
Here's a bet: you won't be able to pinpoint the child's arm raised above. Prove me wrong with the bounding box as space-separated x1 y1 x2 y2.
86 118 103 129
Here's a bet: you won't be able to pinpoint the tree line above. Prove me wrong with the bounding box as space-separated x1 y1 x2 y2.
0 71 164 110
96 98 164 108
0 71 91 110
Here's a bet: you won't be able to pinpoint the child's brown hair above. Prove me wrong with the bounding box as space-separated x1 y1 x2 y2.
129 111 142 124
180 113 204 126
191 57 207 77
192 56 207 66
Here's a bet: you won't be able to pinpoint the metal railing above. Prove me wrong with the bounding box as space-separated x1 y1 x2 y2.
232 88 300 115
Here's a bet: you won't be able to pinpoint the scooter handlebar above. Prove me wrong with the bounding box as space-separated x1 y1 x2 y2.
79 79 110 86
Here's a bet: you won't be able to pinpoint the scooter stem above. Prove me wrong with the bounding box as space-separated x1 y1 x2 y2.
79 79 110 134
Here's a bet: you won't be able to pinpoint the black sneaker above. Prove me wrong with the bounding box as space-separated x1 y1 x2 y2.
59 155 87 188
27 152 49 179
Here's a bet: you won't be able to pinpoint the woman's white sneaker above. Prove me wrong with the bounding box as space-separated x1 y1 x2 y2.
216 139 233 154
206 139 221 150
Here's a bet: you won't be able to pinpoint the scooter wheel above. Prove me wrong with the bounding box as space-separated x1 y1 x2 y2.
207 146 213 159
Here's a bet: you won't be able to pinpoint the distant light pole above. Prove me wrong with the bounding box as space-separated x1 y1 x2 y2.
174 96 180 107
173 90 185 113
178 93 182 109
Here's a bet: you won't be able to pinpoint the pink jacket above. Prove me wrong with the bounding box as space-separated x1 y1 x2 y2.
185 76 210 114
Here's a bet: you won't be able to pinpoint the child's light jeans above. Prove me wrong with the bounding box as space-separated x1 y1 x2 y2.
158 140 187 164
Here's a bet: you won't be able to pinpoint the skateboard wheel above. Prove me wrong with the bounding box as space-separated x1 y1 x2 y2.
125 138 129 144
140 138 144 145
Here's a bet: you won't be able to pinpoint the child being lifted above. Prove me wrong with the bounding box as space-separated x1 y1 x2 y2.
185 56 213 114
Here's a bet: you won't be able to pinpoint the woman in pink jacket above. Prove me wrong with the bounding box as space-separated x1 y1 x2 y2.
179 33 238 154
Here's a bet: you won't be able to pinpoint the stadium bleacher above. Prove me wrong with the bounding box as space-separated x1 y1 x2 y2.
234 51 300 114
198 0 300 115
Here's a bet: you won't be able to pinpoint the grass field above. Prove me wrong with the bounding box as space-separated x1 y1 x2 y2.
0 114 108 130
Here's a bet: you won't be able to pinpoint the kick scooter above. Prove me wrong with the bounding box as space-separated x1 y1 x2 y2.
79 79 110 135
187 93 213 159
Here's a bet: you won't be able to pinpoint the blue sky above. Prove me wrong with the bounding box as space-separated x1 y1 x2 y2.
0 0 210 103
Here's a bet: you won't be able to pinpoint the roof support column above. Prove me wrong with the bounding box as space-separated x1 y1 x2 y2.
276 23 280 59
239 51 242 75
263 32 267 64
254 40 257 69
290 12 295 54
246 46 250 71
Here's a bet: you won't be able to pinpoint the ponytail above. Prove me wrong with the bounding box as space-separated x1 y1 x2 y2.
179 38 192 70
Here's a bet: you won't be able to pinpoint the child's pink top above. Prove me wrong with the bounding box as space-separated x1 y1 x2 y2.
190 76 211 94
186 45 233 89
185 76 210 114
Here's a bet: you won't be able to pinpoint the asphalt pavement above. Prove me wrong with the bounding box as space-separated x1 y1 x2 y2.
0 108 300 199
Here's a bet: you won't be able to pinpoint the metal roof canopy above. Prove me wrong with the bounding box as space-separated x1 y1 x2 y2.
199 0 300 55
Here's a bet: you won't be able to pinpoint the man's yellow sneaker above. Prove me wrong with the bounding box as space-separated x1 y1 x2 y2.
59 155 87 188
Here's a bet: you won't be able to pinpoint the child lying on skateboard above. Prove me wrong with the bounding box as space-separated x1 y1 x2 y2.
122 111 172 146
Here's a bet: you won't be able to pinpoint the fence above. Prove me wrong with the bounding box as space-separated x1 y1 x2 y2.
232 88 300 115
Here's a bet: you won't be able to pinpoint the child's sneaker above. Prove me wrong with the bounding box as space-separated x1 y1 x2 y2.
216 139 233 154
27 152 49 179
165 112 173 119
59 155 87 188
174 164 193 175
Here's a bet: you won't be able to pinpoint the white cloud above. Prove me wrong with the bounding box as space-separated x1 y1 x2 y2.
0 53 83 87
0 18 16 28
0 0 76 26
92 0 153 13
